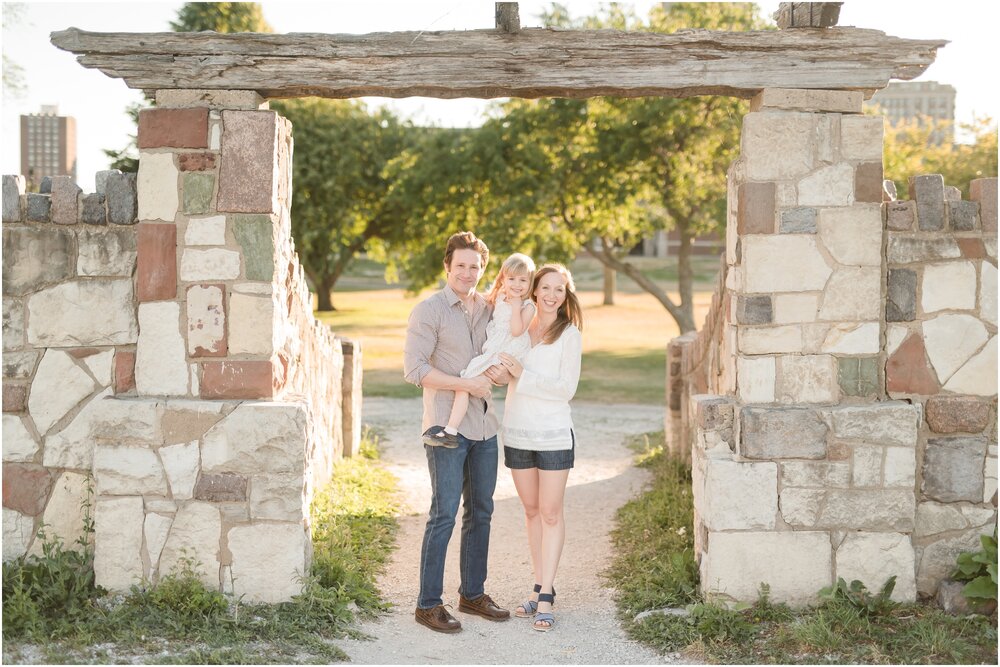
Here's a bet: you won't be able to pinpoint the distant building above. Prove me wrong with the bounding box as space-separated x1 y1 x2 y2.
20 105 77 188
867 81 956 144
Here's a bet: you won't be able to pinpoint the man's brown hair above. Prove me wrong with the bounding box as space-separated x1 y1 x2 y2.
444 231 489 270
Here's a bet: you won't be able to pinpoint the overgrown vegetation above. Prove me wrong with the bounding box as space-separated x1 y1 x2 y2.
610 431 998 664
953 528 999 606
2 429 400 665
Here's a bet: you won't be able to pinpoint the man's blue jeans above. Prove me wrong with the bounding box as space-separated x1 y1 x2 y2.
417 433 498 609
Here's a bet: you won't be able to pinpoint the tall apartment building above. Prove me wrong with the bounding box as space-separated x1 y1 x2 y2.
20 105 77 188
867 81 956 143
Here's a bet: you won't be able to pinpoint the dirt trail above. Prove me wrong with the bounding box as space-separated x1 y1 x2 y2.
334 396 686 665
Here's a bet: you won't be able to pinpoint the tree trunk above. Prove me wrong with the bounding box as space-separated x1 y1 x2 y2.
603 265 616 305
316 276 336 312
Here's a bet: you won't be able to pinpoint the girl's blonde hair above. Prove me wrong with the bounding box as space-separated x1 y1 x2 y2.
531 263 583 344
486 253 536 304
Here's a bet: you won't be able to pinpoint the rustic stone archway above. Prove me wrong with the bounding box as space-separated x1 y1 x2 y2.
9 3 987 606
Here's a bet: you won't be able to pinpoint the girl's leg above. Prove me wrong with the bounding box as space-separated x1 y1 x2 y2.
446 391 469 432
511 467 542 613
535 468 570 628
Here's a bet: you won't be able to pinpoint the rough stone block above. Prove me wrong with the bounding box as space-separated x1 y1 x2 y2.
883 446 916 487
201 402 306 473
135 302 189 396
922 261 976 313
776 354 838 404
228 523 307 603
2 227 75 296
818 267 881 321
738 325 802 354
822 322 879 354
852 445 883 487
837 356 879 398
29 472 89 555
2 175 25 222
701 531 831 606
137 152 179 222
980 262 997 326
162 399 224 445
249 471 306 521
830 403 918 446
138 108 210 149
737 182 776 234
854 162 884 203
779 207 817 233
2 507 34 560
886 268 916 321
25 193 50 222
178 152 217 172
144 513 173 578
232 214 274 281
2 297 23 352
750 88 862 113
157 502 221 587
180 248 240 282
3 383 27 412
50 176 81 225
923 313 988 383
780 460 850 488
970 178 997 233
106 171 138 225
218 111 280 214
183 215 226 246
944 336 997 397
78 227 137 277
93 445 169 495
742 112 817 181
735 295 772 324
114 349 136 393
836 533 916 602
194 473 248 502
159 441 199 499
886 334 940 396
137 223 177 301
698 459 777 530
94 496 145 590
27 349 97 435
200 360 278 400
840 115 884 161
888 234 961 264
228 293 275 356
917 526 990 596
2 350 37 381
948 200 980 231
182 172 215 215
95 170 115 196
909 174 946 231
741 406 827 459
156 89 266 110
773 293 818 324
886 200 914 231
187 284 227 357
2 463 54 515
736 356 775 403
798 163 854 207
743 235 833 293
922 437 988 503
817 489 915 531
818 206 882 266
80 193 107 225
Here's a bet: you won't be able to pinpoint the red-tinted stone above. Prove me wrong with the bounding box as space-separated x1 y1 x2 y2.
200 360 277 400
217 110 279 214
957 238 986 259
2 464 53 516
855 162 884 203
926 396 991 434
886 200 915 231
2 384 27 412
193 473 247 502
886 334 940 396
138 108 209 149
137 223 177 302
178 152 217 172
737 182 776 235
68 348 101 359
114 349 136 394
970 178 998 234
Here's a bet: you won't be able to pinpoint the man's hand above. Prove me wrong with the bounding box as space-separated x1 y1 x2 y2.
465 375 493 399
484 364 512 386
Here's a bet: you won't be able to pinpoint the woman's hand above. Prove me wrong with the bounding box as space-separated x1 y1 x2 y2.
498 353 523 378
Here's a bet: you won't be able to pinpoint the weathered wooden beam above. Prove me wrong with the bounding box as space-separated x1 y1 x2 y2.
775 3 843 29
496 2 520 33
50 26 945 100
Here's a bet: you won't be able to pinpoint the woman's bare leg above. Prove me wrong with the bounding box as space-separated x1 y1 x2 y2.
535 468 570 628
511 467 542 612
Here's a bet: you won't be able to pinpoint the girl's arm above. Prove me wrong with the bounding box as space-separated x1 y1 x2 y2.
508 298 527 337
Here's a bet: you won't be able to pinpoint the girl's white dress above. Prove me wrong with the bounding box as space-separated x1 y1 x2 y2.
461 298 533 378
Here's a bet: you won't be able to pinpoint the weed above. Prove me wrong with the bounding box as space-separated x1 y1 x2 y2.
819 576 898 617
953 528 998 605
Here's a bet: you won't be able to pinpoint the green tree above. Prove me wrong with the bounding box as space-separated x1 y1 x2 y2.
883 115 998 199
104 2 272 171
2 3 26 98
271 98 414 311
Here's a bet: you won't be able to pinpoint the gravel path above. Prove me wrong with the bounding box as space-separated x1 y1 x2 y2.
334 396 687 664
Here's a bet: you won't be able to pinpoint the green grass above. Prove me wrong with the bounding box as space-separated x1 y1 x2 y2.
609 431 999 665
1 431 401 665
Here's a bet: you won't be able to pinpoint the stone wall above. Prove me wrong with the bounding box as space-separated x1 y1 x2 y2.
2 91 356 603
671 87 998 606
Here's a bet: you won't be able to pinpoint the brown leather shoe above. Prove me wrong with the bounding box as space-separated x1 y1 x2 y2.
458 593 511 621
414 604 462 633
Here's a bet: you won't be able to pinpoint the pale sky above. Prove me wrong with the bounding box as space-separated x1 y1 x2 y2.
2 0 997 190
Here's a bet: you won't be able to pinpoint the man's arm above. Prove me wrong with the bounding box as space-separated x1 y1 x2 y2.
403 299 492 399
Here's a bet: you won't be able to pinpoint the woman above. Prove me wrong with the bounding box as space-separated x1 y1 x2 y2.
497 263 583 632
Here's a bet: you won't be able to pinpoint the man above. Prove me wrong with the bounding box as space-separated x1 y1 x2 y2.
403 231 511 633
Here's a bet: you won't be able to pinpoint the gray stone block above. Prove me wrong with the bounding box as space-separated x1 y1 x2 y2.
741 407 828 460
780 207 817 233
106 172 138 225
3 175 25 223
39 176 52 194
1 227 75 296
80 193 107 225
95 170 119 196
50 176 81 225
886 200 915 231
886 268 916 321
922 437 988 503
26 194 51 222
77 227 137 277
909 174 945 231
948 200 979 231
736 295 772 324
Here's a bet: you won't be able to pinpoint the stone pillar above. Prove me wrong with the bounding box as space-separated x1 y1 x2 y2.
340 338 364 458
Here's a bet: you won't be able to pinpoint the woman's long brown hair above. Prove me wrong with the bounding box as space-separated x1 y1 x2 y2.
531 264 583 344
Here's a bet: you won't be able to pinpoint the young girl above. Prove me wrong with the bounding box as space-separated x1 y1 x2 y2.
424 253 536 448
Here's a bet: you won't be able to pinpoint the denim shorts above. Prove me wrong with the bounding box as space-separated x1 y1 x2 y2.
503 431 575 471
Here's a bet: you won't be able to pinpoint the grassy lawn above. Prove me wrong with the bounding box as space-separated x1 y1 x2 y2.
317 255 720 404
609 433 999 664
